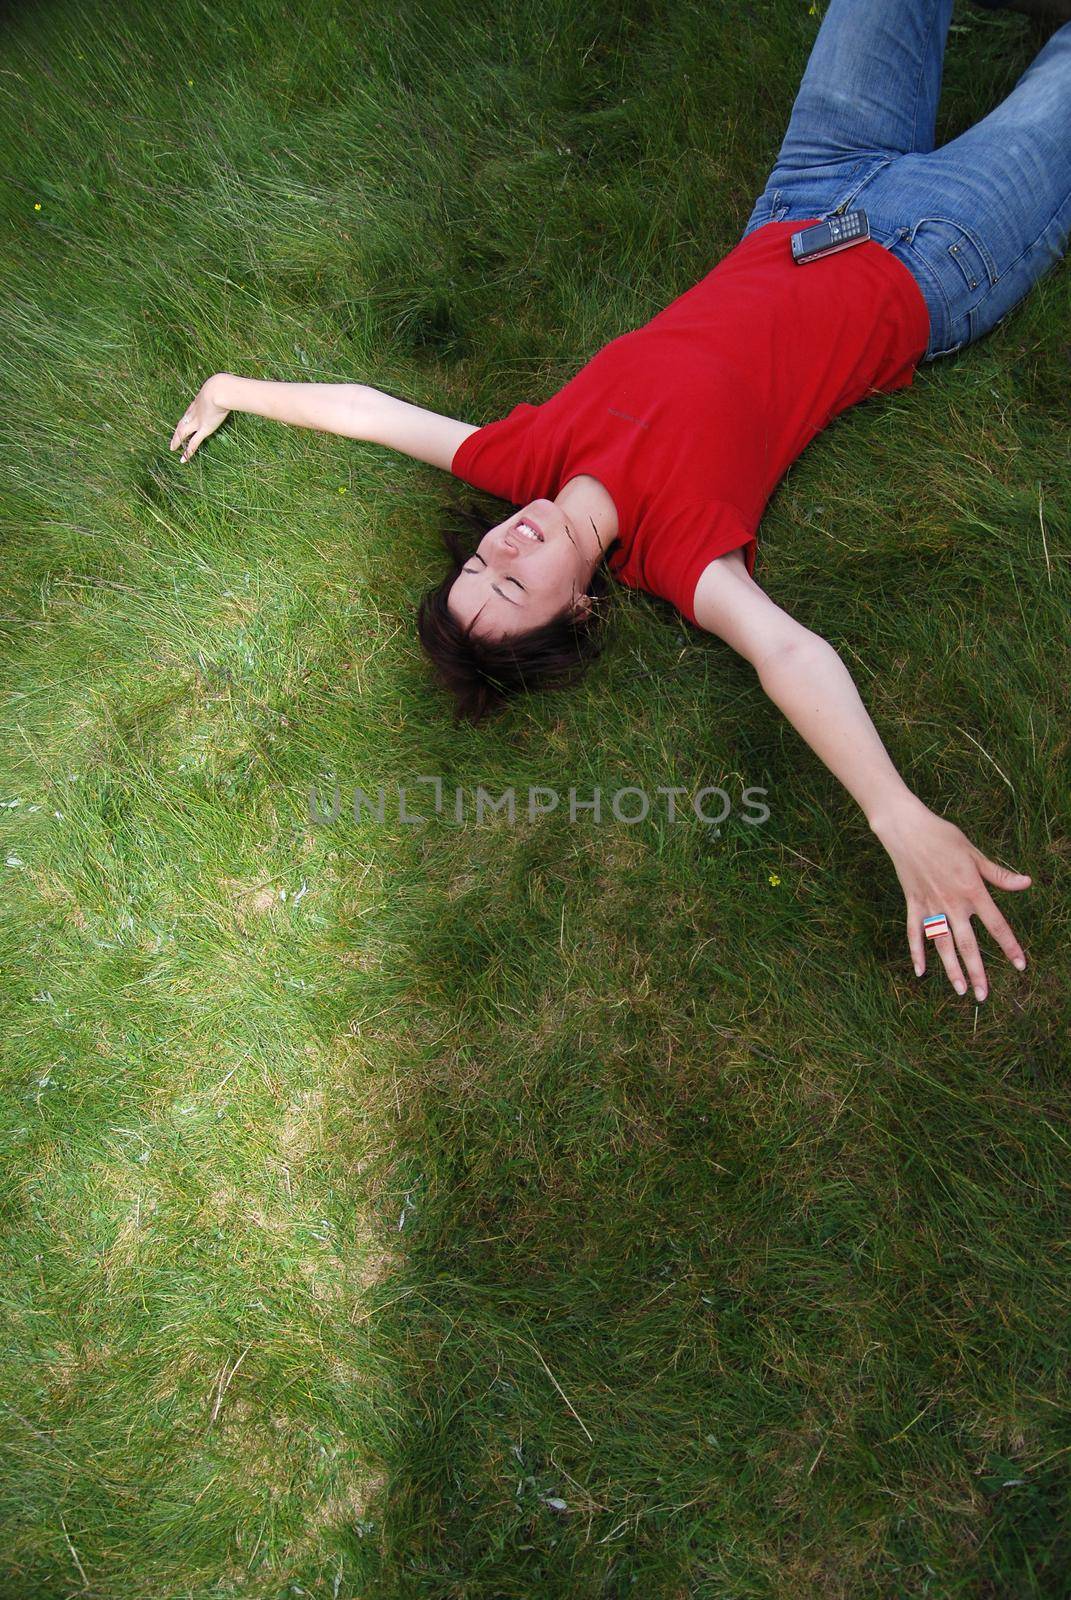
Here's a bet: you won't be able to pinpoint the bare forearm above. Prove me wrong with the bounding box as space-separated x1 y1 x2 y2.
750 634 1031 1001
757 635 925 835
214 373 368 439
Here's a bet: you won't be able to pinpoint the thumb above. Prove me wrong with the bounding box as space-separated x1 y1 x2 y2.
978 856 1032 890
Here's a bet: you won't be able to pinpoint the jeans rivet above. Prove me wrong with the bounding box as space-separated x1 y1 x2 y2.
951 244 959 253
970 278 977 289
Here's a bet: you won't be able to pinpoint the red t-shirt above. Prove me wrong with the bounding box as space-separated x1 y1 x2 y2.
449 218 930 625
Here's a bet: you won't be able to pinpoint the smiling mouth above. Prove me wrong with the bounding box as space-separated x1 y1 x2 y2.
514 517 544 542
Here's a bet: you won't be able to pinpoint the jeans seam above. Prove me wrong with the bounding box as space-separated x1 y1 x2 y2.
996 184 1071 282
910 1 941 155
900 240 954 351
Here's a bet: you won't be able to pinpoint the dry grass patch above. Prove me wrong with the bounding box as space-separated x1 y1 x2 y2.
25 866 90 930
219 874 282 929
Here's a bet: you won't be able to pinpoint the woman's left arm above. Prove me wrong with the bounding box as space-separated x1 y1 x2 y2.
693 553 1032 1000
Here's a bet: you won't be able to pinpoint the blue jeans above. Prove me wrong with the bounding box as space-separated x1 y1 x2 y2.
741 0 1071 360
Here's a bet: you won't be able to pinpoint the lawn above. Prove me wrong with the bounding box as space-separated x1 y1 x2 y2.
1 0 1068 1595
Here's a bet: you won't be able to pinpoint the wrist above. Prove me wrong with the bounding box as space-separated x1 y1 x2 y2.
867 789 930 845
211 372 243 409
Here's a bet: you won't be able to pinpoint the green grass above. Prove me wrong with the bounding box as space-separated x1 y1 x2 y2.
2 0 1069 1594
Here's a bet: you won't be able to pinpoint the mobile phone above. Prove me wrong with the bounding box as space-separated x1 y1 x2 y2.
790 210 871 264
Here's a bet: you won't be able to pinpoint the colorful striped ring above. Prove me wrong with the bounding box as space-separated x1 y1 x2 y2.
923 914 951 940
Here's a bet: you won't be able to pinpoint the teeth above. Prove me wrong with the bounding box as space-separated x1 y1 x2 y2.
516 522 542 541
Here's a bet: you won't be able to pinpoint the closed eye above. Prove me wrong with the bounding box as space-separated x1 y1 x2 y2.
462 553 525 592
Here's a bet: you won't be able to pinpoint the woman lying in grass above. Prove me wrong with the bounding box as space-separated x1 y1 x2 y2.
170 0 1071 1001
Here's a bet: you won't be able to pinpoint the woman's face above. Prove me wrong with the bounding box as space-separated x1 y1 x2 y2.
447 498 591 641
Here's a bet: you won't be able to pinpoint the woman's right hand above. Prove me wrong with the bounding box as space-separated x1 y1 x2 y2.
170 374 231 462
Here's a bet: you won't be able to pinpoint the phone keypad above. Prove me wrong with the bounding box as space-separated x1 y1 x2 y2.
829 213 864 241
790 210 869 263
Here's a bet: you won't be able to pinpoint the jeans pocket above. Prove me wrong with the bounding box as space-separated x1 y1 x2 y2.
752 189 790 224
898 216 1000 354
741 189 791 238
883 216 992 356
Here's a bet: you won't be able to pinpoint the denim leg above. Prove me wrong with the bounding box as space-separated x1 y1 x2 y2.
771 0 955 165
919 17 1071 282
865 20 1071 357
739 7 1071 363
742 0 956 235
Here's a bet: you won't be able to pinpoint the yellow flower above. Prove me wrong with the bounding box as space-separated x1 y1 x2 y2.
34 202 41 211
768 872 781 887
338 485 347 494
187 78 194 86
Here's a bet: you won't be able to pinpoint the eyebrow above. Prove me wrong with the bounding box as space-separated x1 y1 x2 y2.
459 553 521 607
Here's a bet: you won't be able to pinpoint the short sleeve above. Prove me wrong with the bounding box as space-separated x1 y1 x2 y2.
449 401 556 507
618 497 756 625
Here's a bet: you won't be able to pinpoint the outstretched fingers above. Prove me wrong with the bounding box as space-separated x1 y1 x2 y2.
923 911 970 997
169 411 193 453
975 853 1032 895
948 912 988 1002
908 891 1029 999
974 887 1028 973
169 415 203 461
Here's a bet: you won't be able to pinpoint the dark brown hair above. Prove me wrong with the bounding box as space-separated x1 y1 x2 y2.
416 501 613 726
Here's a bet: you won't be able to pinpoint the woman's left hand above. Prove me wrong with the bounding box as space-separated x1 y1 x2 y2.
871 800 1031 1001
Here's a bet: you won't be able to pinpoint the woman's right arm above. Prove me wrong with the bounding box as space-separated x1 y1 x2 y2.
171 373 478 471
